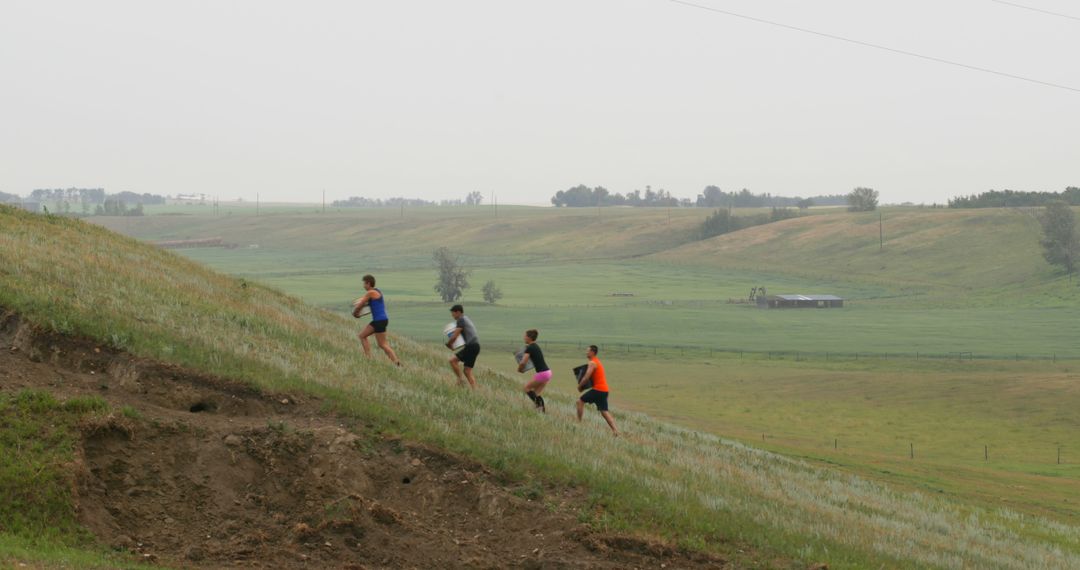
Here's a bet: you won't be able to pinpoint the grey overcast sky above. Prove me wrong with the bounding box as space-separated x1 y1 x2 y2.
1 0 1077 205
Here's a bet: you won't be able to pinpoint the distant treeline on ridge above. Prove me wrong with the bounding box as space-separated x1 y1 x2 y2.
26 188 167 206
333 191 484 208
948 187 1080 208
550 184 846 208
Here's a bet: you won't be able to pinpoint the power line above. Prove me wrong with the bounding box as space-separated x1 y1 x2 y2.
989 0 1080 22
666 0 1080 94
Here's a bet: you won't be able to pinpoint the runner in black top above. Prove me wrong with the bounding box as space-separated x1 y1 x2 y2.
518 329 552 412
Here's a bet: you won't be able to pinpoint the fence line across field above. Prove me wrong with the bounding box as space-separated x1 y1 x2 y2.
480 339 1077 363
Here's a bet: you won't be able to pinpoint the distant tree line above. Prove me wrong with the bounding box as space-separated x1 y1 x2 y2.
551 184 846 208
949 187 1080 208
700 207 800 240
551 185 684 207
696 186 845 208
96 200 144 216
18 188 163 215
333 191 485 208
0 191 20 204
333 196 441 208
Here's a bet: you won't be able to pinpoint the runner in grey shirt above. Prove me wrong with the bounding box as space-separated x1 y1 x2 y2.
446 304 481 388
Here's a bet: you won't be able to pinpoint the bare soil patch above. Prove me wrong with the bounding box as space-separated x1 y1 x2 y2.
0 311 731 569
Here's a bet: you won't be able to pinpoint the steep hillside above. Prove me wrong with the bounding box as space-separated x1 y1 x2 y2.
0 312 721 569
5 205 1080 569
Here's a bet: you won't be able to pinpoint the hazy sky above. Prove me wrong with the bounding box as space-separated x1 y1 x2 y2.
2 0 1077 205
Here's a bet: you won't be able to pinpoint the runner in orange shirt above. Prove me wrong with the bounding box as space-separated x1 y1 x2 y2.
577 345 619 436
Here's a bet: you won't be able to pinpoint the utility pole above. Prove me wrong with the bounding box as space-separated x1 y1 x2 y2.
879 212 883 251
256 193 259 217
322 189 325 214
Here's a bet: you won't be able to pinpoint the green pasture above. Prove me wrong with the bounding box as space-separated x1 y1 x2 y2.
175 256 1080 358
479 344 1080 522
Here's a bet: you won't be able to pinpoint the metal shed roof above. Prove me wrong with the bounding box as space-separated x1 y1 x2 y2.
775 295 844 301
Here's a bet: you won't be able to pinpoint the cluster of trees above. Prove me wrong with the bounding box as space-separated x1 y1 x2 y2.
20 188 164 215
1040 201 1079 276
333 192 486 208
846 187 879 212
464 191 484 206
112 191 166 205
0 191 20 204
696 186 843 209
433 247 502 304
96 200 144 216
701 207 800 240
333 196 441 208
551 185 684 207
949 188 1080 208
433 247 471 303
551 184 847 209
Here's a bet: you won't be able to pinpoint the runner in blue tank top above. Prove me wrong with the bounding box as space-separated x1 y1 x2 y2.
354 274 401 366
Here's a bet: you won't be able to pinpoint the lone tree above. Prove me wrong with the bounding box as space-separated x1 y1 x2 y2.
433 247 470 302
481 280 503 304
1039 201 1079 276
465 191 484 206
846 187 878 212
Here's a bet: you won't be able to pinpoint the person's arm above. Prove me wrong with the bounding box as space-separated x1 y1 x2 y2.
578 362 596 391
353 292 371 308
446 327 463 349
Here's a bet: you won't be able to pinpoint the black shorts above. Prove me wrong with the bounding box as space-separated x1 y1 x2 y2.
370 319 388 333
457 343 481 368
579 389 609 412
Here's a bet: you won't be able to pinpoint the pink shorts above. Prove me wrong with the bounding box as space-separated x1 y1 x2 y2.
532 369 553 383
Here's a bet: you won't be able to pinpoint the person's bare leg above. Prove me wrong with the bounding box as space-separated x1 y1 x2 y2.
358 326 374 357
600 411 619 436
463 367 477 389
449 357 465 385
576 400 585 421
375 332 400 365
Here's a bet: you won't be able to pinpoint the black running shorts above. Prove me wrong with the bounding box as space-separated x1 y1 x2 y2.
579 389 609 412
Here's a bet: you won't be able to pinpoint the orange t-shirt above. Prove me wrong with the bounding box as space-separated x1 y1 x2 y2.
588 356 608 392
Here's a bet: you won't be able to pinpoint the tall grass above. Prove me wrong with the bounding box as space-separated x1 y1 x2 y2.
4 205 1080 568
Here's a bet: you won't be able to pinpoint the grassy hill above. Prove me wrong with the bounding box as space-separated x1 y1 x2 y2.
659 206 1076 306
5 208 1080 569
95 204 1077 306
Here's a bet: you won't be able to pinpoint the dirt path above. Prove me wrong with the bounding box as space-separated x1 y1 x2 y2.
1 311 733 569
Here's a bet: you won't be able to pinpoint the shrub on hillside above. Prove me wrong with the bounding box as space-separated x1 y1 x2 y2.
700 207 799 240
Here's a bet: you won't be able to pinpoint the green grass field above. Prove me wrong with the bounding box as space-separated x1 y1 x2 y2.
13 203 1080 568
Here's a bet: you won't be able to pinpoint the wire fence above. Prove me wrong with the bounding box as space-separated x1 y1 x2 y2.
747 433 1071 467
482 339 1079 363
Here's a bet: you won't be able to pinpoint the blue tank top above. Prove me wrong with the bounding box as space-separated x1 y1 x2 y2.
369 288 388 321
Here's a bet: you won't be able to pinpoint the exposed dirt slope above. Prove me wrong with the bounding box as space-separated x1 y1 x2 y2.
0 311 730 569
